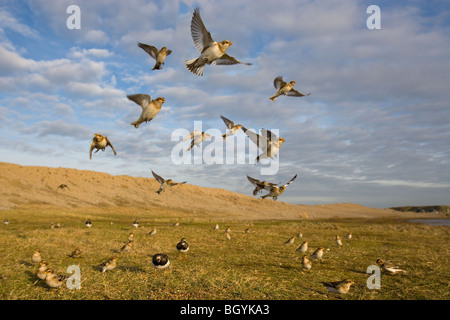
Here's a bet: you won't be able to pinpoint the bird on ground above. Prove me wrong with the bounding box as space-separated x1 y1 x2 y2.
311 247 325 261
261 174 297 200
226 233 231 240
336 235 343 247
128 232 134 242
44 268 68 289
138 42 172 70
69 248 82 258
132 219 139 228
225 226 231 233
176 238 190 260
121 240 133 253
85 219 92 228
101 256 118 272
284 236 295 245
297 241 309 253
242 127 285 163
185 7 251 76
269 76 311 102
297 232 303 238
174 222 180 227
376 259 407 274
245 228 250 233
151 253 170 276
36 261 48 280
320 279 354 297
220 115 242 140
183 130 211 151
302 255 312 271
57 184 70 191
89 133 116 160
151 170 187 194
247 176 279 196
128 94 165 129
214 224 219 231
3 219 9 225
148 228 157 236
31 249 42 264
345 233 352 240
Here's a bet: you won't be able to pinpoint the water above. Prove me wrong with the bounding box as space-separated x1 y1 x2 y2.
407 219 450 226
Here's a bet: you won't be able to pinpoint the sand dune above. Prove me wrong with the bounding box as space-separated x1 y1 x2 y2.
0 162 435 220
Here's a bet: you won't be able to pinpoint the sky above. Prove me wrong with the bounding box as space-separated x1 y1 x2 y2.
0 0 449 208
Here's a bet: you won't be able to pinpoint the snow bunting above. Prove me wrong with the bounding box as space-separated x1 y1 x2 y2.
44 268 68 289
176 238 190 260
269 76 311 102
320 279 354 296
185 7 251 76
101 256 118 272
345 232 352 240
376 259 407 274
85 219 92 228
121 240 133 253
57 184 70 191
69 248 82 258
36 260 48 280
284 236 295 245
31 249 42 264
3 219 9 225
220 115 242 140
242 127 285 163
138 42 172 70
89 133 117 160
128 94 165 129
247 175 279 196
183 130 211 151
336 235 343 247
226 233 231 240
311 247 325 261
152 170 187 194
297 241 309 253
261 174 297 200
302 255 312 271
148 228 157 236
225 226 231 233
151 253 170 275
128 232 134 242
214 224 219 231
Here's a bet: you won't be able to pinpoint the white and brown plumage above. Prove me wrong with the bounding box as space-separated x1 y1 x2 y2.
151 253 170 275
31 249 42 264
214 224 219 231
36 260 48 280
183 130 211 151
297 241 309 253
185 7 251 76
345 232 352 240
376 259 407 274
85 219 92 228
247 176 279 196
3 219 9 225
261 174 297 200
101 256 118 273
269 76 311 102
284 236 295 245
225 233 231 240
69 248 82 258
148 228 157 236
220 115 242 140
128 94 165 129
57 184 70 191
44 268 68 289
128 232 134 242
176 238 190 260
151 170 187 195
89 133 117 160
121 240 133 253
320 279 354 296
132 219 139 228
336 235 343 247
302 255 312 271
138 43 172 70
242 127 285 163
311 247 325 261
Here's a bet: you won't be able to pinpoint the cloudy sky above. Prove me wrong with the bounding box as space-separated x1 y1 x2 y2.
0 0 449 208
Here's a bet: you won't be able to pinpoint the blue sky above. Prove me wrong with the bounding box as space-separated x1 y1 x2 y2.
0 0 449 208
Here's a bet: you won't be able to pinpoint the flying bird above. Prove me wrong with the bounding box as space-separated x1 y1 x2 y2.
151 170 187 194
138 42 172 70
57 184 70 191
261 174 297 200
185 7 251 76
127 94 165 128
183 130 211 151
242 127 285 163
89 133 117 160
269 76 311 102
247 176 279 196
220 115 242 140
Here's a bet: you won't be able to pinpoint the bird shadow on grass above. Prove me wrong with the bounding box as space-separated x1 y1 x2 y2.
20 260 34 267
343 268 369 275
25 270 46 288
117 265 146 273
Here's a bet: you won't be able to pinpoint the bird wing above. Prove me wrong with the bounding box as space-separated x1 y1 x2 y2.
247 175 263 187
151 170 166 184
182 130 202 141
105 137 117 155
137 42 159 60
220 115 235 129
242 127 268 151
273 76 286 90
89 140 95 159
212 54 252 66
170 181 187 186
166 50 172 56
286 88 311 97
283 174 298 187
191 7 215 53
127 94 151 110
260 129 279 144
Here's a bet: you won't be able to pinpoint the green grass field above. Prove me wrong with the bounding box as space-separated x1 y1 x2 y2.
1 207 449 300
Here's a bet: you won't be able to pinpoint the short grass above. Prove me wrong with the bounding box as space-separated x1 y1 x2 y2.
0 207 449 300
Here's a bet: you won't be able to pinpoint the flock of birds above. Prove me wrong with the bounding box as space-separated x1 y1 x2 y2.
86 7 310 201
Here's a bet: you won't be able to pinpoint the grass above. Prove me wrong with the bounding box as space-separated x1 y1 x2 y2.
0 207 449 300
